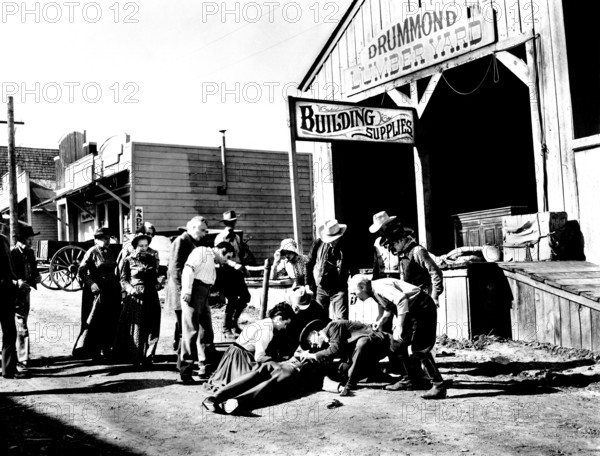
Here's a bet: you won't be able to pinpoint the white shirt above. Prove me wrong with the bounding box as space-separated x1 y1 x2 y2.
371 278 422 316
375 237 399 272
214 228 242 263
236 318 274 362
181 247 216 295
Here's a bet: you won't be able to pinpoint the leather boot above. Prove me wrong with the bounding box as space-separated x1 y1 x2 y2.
421 381 447 400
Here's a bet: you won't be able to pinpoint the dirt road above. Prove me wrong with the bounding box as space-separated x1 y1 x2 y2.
1 286 600 456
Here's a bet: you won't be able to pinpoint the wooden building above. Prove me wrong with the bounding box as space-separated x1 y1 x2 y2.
297 0 599 265
38 131 313 263
0 146 58 241
297 0 600 347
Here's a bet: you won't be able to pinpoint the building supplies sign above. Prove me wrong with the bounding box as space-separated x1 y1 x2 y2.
290 97 416 144
345 9 496 96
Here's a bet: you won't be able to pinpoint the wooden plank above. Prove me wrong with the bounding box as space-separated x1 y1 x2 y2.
443 276 470 339
353 3 365 57
379 0 391 27
362 0 373 43
580 306 593 350
504 0 522 35
337 34 349 98
492 0 509 41
544 272 600 280
570 303 582 349
559 297 572 348
533 288 545 343
520 0 537 34
370 0 382 34
346 18 358 67
437 280 448 337
330 47 342 101
503 270 600 312
500 261 600 272
591 309 600 353
544 292 561 345
520 281 537 342
507 276 520 339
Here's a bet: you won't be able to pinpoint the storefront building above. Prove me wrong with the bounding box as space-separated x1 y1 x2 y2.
297 0 599 266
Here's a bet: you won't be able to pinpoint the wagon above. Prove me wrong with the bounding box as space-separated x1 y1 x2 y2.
36 240 122 292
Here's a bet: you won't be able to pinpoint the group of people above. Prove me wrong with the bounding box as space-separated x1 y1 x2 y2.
199 210 448 414
1 208 449 414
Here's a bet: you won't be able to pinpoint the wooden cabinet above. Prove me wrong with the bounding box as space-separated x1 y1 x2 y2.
452 206 529 248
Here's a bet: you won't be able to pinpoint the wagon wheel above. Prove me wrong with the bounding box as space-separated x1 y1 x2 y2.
38 263 60 290
49 245 87 291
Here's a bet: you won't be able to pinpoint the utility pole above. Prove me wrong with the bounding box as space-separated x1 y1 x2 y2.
1 97 24 245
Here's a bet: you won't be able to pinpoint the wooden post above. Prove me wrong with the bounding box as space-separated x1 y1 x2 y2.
287 97 304 254
7 97 18 245
260 258 272 319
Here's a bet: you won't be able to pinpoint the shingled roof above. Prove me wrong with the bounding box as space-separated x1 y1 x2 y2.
0 147 58 185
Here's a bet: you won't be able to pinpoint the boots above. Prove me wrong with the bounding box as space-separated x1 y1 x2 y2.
385 376 430 391
421 381 447 400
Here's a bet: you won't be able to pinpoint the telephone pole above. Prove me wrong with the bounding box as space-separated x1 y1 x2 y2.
1 97 25 244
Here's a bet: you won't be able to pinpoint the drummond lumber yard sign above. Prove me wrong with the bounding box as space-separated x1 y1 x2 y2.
345 8 496 96
289 97 416 144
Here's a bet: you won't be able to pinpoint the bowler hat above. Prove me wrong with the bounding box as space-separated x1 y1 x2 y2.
94 227 111 239
317 219 347 243
299 319 327 351
221 210 237 222
369 211 397 234
16 225 40 238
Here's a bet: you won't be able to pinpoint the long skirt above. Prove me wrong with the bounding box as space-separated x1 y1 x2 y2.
73 282 121 359
203 344 256 393
113 286 161 365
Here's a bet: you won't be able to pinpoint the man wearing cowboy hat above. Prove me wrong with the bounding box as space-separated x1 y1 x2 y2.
10 225 41 371
299 318 390 397
307 219 352 320
275 285 327 358
214 210 243 264
369 211 400 280
380 221 443 307
1 231 31 379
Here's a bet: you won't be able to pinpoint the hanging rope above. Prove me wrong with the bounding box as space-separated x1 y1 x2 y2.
441 54 499 96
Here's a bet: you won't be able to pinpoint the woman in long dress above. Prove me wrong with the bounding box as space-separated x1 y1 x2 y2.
73 227 121 359
113 233 162 367
203 302 295 392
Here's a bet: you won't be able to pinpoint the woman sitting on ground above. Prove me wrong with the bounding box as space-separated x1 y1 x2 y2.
203 302 295 392
270 239 309 287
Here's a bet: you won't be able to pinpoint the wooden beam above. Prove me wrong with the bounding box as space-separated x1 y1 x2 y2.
95 182 131 209
39 207 68 226
387 88 412 107
67 199 95 219
417 73 442 117
495 51 529 85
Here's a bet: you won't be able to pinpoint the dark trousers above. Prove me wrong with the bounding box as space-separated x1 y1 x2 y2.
173 309 182 351
315 287 348 320
343 333 389 385
213 361 300 410
0 299 17 376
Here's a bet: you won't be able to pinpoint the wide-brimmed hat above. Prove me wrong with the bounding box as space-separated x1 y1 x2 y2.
16 225 40 239
286 285 314 310
131 233 152 248
317 219 347 243
369 211 397 234
279 238 299 255
381 221 415 246
299 319 328 350
221 210 237 222
94 227 111 239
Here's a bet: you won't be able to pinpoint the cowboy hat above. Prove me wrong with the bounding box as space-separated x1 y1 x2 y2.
317 219 347 243
299 319 328 351
278 238 299 255
286 285 314 310
221 210 237 222
16 225 40 238
94 227 112 239
369 211 397 234
131 233 152 248
380 221 415 246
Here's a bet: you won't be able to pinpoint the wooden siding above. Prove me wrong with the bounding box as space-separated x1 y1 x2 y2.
32 211 58 241
132 143 313 263
501 261 600 350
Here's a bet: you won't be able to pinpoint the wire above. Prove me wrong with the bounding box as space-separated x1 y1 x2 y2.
441 54 497 96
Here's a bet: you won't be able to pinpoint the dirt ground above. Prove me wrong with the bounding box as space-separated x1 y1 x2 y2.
1 286 600 456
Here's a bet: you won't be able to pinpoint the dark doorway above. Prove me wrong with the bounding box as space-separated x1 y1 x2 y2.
331 140 418 271
421 53 538 254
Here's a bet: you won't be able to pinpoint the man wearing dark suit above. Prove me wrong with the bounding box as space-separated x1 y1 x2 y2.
301 319 390 396
0 231 30 379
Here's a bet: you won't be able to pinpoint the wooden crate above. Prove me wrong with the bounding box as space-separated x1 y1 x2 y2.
452 206 529 249
502 212 568 262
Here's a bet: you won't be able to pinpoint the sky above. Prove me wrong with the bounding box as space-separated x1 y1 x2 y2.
0 0 353 152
